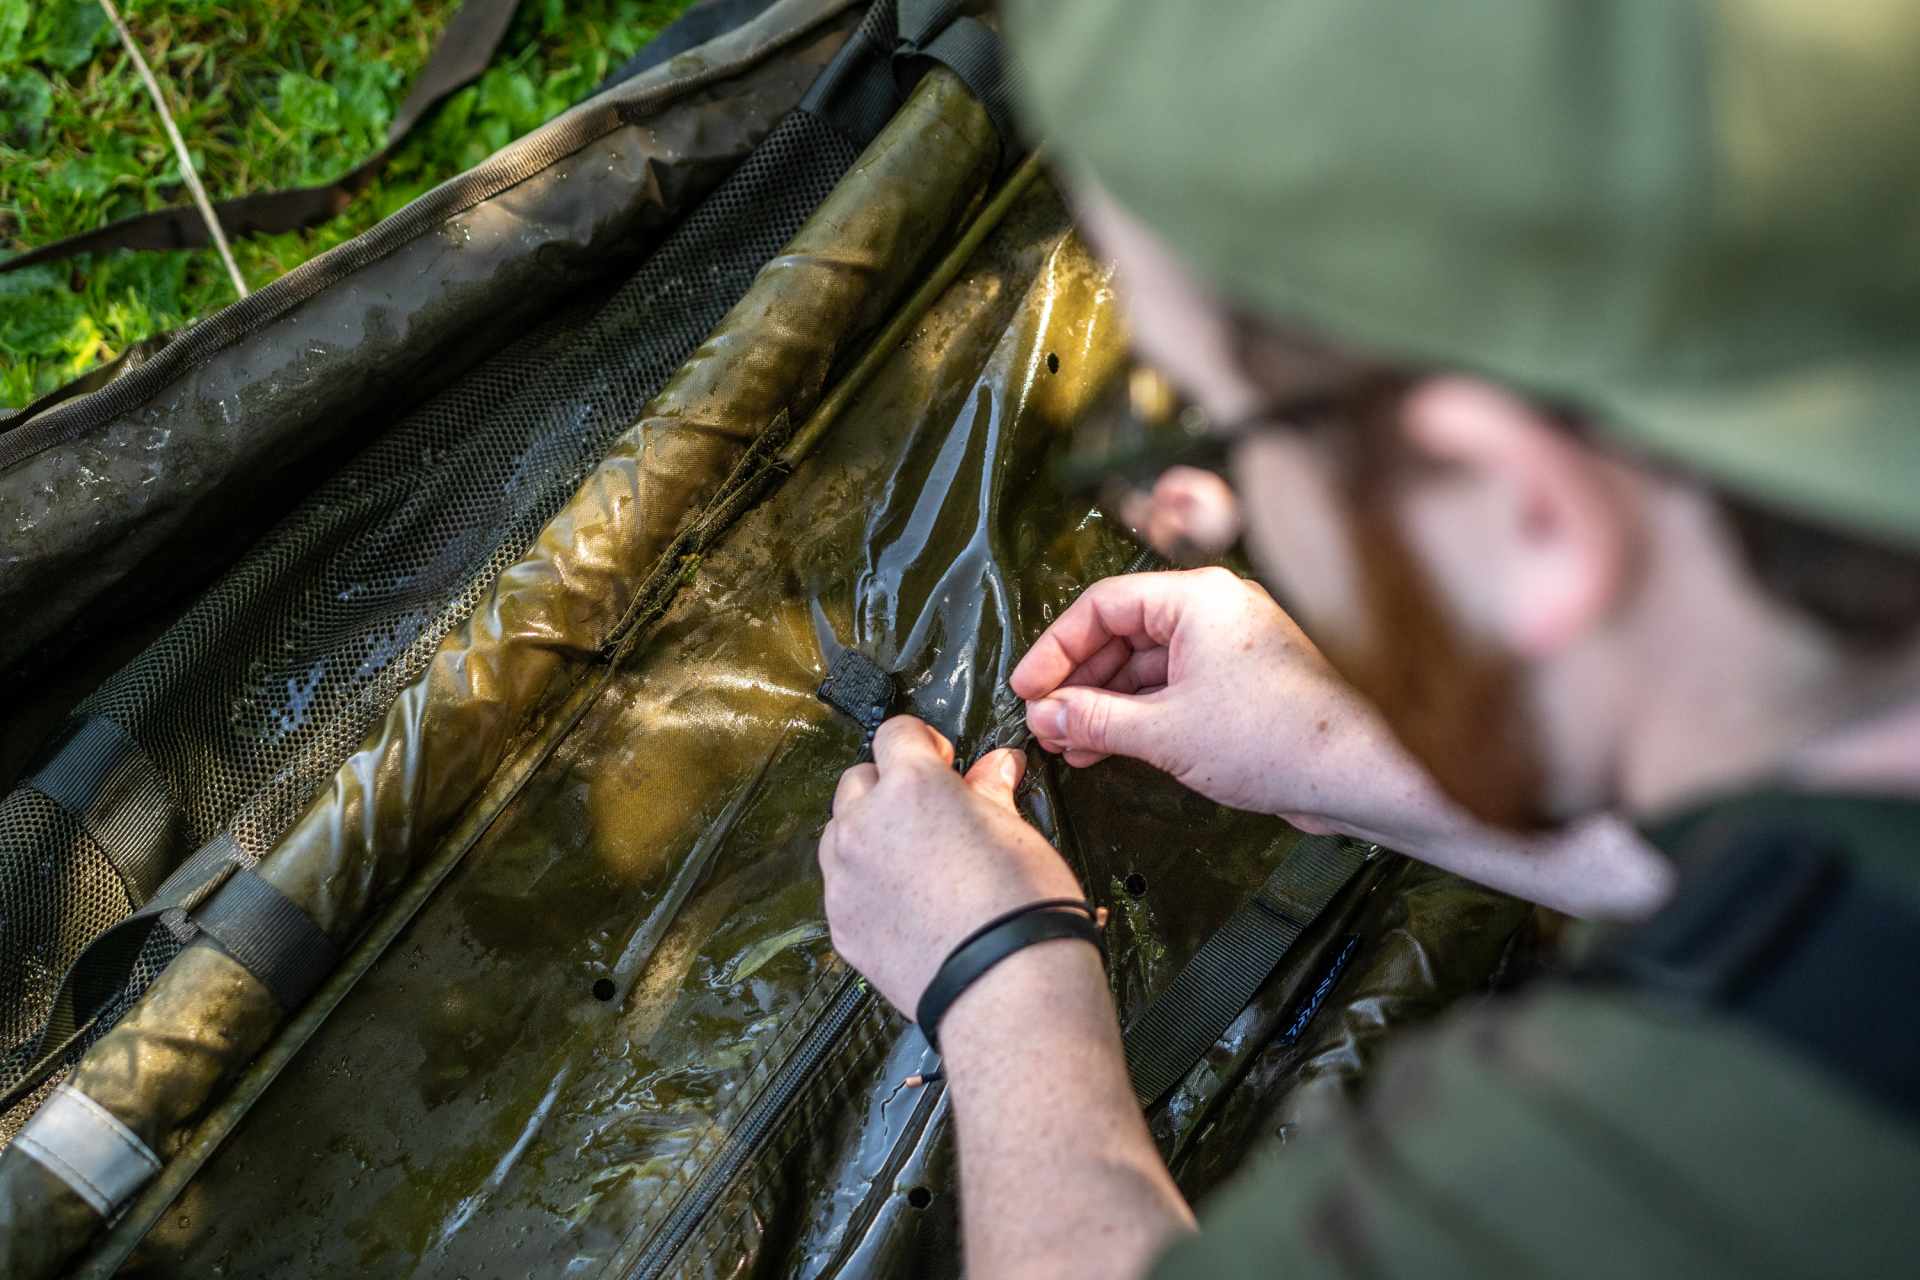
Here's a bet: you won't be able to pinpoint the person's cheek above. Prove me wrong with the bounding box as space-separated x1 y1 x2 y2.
1231 434 1366 646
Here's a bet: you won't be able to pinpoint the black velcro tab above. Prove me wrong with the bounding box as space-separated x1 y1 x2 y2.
194 869 341 1014
24 715 179 906
817 649 896 763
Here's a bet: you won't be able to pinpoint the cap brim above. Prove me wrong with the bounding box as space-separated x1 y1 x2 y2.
1591 347 1920 552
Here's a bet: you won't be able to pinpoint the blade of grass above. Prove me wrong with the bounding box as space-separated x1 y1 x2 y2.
95 0 249 299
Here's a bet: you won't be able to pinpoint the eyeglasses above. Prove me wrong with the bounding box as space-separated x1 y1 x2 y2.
1050 362 1355 522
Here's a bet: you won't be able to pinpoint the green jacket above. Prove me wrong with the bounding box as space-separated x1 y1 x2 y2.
1152 793 1920 1279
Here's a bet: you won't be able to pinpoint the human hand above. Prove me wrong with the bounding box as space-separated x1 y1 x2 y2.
1010 568 1674 919
1012 567 1412 824
818 717 1085 1018
1117 466 1242 564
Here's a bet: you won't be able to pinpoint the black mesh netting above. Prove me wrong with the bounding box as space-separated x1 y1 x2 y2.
0 106 863 1122
0 790 175 1142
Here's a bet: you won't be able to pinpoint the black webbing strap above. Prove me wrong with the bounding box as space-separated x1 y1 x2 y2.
0 834 245 1116
893 0 1022 163
1122 833 1373 1107
1606 815 1920 1120
0 831 340 1116
799 0 1019 160
798 0 903 147
193 868 342 1014
20 715 179 907
0 0 523 275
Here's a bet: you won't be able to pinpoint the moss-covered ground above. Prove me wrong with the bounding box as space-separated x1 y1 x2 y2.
0 0 697 407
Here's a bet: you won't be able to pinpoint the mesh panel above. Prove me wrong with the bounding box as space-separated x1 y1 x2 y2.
0 791 131 1058
0 788 180 1132
0 109 862 1117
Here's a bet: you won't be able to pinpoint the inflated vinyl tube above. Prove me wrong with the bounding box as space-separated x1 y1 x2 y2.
0 66 999 1279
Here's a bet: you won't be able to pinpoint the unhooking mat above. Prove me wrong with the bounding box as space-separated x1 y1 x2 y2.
120 191 1529 1279
0 4 1534 1273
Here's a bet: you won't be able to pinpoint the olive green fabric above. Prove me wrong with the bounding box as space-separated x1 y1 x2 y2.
1148 791 1920 1280
1005 0 1920 550
1155 990 1920 1280
0 0 862 696
0 66 1002 1280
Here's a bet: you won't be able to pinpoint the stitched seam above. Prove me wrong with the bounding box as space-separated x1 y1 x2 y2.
14 1132 114 1215
57 1087 161 1174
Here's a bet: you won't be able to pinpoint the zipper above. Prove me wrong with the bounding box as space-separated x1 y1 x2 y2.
619 972 876 1280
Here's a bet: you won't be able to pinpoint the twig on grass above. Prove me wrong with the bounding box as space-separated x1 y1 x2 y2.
97 0 250 298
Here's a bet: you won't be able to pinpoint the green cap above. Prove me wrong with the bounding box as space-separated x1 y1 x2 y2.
1005 0 1920 549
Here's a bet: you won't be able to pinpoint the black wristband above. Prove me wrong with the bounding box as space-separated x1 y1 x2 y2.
915 899 1105 1053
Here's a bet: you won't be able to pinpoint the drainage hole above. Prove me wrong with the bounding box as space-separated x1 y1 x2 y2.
1124 872 1149 897
591 978 617 1002
906 1186 933 1210
1046 352 1060 374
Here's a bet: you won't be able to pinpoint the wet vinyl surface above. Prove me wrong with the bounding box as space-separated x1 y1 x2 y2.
10 75 1005 1263
131 184 1526 1279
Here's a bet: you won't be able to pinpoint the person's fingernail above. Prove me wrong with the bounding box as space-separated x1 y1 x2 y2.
1000 753 1021 787
1027 699 1065 739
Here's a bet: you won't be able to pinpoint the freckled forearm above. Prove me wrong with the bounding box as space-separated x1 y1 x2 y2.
937 941 1196 1280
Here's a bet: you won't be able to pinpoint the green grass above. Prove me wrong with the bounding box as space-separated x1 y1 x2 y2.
0 0 699 408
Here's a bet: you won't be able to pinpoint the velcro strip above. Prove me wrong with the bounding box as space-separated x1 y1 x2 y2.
13 1084 161 1220
194 869 341 1014
817 649 896 763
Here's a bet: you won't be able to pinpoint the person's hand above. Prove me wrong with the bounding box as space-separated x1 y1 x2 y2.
1012 567 1406 824
1010 568 1675 919
818 716 1084 1017
1117 466 1242 563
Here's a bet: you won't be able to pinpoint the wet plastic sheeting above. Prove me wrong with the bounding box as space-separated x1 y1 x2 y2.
0 65 1003 1280
114 206 1532 1278
114 185 1022 1273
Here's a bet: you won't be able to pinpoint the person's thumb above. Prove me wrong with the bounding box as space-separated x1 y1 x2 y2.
1026 686 1159 763
962 748 1025 811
